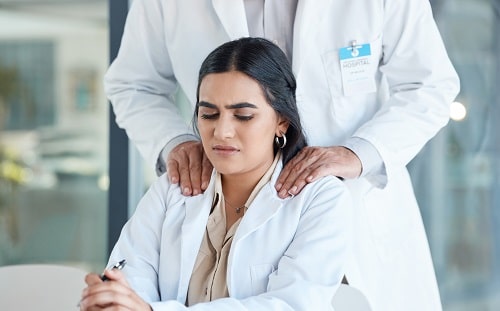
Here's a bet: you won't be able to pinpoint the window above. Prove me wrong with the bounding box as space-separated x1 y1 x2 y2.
0 0 109 272
409 0 500 309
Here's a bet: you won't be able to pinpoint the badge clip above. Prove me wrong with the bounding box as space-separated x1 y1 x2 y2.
348 40 361 57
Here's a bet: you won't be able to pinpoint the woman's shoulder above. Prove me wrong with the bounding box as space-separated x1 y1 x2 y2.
285 175 352 217
139 174 185 212
148 171 217 209
269 160 351 205
301 175 350 200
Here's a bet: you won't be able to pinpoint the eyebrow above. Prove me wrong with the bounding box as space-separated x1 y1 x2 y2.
198 101 258 109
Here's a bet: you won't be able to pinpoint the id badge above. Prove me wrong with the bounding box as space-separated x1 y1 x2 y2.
339 41 377 96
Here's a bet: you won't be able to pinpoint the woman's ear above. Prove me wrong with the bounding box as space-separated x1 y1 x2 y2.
276 117 289 136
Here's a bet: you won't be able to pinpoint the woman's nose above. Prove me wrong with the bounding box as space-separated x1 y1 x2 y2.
213 116 235 139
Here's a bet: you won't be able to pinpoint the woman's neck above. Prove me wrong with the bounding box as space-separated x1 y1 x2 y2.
221 174 260 207
220 159 273 207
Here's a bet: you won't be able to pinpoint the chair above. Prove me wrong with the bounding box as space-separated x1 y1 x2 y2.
332 284 373 310
0 264 88 311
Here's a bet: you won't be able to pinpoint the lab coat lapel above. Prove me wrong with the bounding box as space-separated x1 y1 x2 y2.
292 0 327 74
233 160 286 243
176 179 215 302
234 184 284 243
228 183 284 294
211 0 249 40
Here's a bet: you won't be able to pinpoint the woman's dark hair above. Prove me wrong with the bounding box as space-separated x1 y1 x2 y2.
193 37 307 165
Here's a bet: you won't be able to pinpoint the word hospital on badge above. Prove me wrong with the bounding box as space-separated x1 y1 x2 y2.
339 41 377 96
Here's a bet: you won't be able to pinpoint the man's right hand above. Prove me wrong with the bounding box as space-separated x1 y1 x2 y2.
166 141 212 196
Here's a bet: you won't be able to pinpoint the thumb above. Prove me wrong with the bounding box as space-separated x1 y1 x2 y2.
101 269 129 286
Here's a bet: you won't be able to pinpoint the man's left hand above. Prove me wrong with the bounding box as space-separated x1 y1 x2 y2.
275 146 362 198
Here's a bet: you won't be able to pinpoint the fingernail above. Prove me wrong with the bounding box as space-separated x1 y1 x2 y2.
201 182 208 190
289 186 297 195
171 177 178 184
275 183 282 190
279 189 288 198
183 187 190 195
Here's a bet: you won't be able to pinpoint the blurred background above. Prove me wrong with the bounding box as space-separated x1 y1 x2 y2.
0 0 498 310
0 0 109 271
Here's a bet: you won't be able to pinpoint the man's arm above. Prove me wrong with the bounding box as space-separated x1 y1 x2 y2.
352 0 459 167
105 0 195 169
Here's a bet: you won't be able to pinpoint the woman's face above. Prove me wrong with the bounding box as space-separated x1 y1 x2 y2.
197 71 288 180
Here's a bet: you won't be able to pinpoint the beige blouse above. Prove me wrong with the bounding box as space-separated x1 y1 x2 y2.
186 155 280 306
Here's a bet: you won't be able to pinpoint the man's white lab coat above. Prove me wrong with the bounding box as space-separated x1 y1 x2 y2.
105 0 460 309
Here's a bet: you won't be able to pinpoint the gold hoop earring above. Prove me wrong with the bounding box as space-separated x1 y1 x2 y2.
275 132 287 149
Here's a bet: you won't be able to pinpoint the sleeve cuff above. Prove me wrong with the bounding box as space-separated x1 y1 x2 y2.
155 134 200 176
343 137 386 179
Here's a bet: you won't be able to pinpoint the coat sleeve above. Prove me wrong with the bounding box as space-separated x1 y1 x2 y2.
148 177 353 311
104 0 196 169
353 0 460 172
107 176 172 302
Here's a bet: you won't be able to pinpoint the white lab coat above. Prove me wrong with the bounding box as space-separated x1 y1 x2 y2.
108 162 353 310
105 0 460 310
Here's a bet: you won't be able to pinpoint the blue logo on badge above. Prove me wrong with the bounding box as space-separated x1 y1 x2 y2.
339 43 371 60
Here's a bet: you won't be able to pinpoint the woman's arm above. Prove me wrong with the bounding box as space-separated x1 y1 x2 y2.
106 176 172 302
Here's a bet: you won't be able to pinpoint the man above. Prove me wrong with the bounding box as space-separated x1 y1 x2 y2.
105 0 460 310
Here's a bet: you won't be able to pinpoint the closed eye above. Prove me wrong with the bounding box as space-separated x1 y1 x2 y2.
200 113 219 120
235 115 253 121
230 103 256 121
197 101 256 121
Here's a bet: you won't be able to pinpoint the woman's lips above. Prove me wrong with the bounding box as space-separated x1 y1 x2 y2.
212 145 240 155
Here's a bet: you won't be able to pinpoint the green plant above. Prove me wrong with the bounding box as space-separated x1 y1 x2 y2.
0 64 20 130
0 65 18 99
0 64 24 203
0 65 24 248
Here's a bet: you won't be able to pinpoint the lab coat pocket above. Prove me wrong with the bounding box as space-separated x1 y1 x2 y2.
250 263 275 295
321 36 383 131
322 35 382 98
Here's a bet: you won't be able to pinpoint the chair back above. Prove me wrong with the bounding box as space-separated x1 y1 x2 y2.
332 284 373 310
0 264 88 311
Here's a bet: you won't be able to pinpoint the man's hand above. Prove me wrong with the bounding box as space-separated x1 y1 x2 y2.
275 146 362 198
166 141 212 196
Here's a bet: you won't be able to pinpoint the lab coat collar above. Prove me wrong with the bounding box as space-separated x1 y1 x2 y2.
211 0 249 40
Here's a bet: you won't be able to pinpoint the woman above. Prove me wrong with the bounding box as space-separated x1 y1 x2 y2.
80 38 352 310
